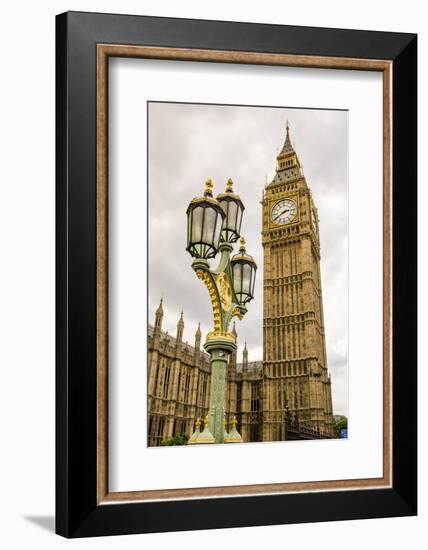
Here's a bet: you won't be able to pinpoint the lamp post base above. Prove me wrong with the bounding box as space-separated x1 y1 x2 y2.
187 337 247 445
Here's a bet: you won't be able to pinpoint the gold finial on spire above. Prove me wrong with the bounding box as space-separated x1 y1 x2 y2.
232 415 237 427
195 417 201 430
204 415 210 428
239 236 246 251
226 178 234 192
204 178 213 197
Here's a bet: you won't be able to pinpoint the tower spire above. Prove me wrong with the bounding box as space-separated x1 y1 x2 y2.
176 309 184 343
270 120 302 179
154 296 164 333
229 321 238 368
194 321 201 353
278 120 295 158
243 341 248 370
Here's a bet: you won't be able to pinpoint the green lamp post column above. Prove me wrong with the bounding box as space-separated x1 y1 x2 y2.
186 179 257 444
204 336 236 443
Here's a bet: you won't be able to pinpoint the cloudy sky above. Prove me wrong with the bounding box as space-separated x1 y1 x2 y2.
148 102 348 415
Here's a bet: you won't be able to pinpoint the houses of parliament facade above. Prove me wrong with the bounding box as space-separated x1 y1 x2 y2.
148 123 334 446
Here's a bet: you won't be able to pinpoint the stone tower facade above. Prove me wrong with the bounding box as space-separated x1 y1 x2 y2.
262 122 334 438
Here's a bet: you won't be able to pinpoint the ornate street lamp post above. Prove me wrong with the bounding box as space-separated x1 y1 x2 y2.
186 178 257 444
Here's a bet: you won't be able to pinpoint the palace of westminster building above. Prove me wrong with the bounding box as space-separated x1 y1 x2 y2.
148 124 335 446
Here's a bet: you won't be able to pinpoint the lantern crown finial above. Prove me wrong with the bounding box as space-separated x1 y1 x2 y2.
226 178 234 192
204 178 214 197
239 236 246 251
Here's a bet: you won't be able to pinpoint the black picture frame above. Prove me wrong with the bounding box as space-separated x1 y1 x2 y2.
56 11 417 538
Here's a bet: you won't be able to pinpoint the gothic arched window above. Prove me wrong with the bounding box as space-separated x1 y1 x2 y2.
162 363 171 399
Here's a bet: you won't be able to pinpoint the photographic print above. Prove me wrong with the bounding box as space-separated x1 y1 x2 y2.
147 102 348 447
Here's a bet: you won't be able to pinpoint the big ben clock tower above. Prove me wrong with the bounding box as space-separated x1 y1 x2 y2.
262 122 334 439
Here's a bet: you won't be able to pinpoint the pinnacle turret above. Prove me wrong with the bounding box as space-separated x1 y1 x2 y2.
194 322 202 352
154 297 164 333
243 341 248 369
176 310 184 342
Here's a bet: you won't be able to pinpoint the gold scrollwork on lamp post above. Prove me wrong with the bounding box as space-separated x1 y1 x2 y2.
195 269 222 335
216 271 232 312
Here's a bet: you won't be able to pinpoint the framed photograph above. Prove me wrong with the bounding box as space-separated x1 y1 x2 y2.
56 11 417 537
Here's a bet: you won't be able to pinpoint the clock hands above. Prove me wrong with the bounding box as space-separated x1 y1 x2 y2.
273 207 293 222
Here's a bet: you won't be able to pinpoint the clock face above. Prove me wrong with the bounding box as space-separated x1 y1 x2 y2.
271 199 297 225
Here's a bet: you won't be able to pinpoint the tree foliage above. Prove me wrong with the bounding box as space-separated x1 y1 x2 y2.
334 416 348 438
160 433 189 446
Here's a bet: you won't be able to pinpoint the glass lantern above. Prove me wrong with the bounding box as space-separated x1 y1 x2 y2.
216 179 244 244
231 237 257 304
186 179 225 259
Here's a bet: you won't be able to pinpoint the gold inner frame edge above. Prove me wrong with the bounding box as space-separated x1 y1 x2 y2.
96 44 392 504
